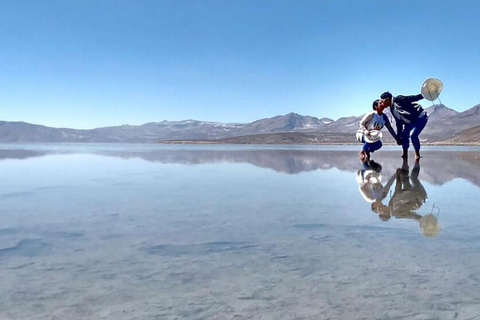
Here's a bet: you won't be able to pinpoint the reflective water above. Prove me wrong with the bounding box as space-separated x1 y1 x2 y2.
1 144 480 319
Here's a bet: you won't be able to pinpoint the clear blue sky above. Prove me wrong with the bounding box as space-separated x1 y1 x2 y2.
1 0 479 129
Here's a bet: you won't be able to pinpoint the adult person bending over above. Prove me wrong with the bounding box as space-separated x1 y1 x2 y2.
378 91 428 159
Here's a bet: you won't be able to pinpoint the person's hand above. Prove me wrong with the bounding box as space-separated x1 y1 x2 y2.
396 139 402 145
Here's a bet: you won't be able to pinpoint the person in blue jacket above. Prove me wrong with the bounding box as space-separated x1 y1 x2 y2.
378 91 428 160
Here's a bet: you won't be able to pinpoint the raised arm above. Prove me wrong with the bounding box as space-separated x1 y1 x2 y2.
395 94 424 103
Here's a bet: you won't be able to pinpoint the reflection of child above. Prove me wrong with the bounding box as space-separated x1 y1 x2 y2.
356 161 388 218
364 160 393 221
357 100 401 163
356 161 395 221
370 175 395 222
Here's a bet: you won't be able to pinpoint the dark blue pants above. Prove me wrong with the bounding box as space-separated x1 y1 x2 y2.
402 115 428 150
362 138 382 153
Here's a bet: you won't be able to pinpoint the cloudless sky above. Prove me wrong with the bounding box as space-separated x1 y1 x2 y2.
1 0 479 129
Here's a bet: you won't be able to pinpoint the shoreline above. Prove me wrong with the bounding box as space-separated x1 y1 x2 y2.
157 140 480 146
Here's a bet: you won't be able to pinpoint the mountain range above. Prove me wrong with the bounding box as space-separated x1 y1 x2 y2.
1 103 479 143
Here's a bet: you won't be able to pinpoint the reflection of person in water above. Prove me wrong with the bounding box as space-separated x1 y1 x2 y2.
369 158 439 236
385 158 427 220
369 169 395 222
355 160 391 219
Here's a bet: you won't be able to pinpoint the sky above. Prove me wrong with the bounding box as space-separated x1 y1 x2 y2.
1 0 479 129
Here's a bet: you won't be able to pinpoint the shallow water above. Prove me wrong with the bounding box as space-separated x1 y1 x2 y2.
1 144 480 320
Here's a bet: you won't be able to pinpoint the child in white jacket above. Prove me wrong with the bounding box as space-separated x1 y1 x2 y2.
357 100 401 162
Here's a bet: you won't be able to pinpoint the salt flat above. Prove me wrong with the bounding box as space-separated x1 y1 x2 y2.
1 144 480 320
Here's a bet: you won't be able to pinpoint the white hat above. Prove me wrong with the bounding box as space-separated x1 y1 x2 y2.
421 78 443 101
419 214 441 237
356 169 382 184
366 130 382 143
356 129 382 143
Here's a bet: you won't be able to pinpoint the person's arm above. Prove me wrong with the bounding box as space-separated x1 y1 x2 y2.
381 172 396 200
396 119 404 142
396 94 424 103
383 114 400 143
359 111 373 132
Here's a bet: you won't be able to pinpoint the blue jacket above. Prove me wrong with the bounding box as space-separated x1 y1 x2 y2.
391 94 425 125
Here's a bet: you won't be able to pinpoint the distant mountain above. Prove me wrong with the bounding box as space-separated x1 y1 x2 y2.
422 104 480 141
0 121 90 143
161 132 354 145
94 120 246 141
418 104 460 140
234 112 329 135
425 104 460 119
1 103 479 143
323 115 363 133
0 120 246 142
320 117 334 124
439 125 480 144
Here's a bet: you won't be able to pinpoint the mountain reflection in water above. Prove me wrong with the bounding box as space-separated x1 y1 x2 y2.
2 147 480 187
99 148 480 187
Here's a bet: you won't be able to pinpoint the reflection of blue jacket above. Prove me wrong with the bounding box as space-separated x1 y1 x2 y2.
391 94 425 125
384 163 427 219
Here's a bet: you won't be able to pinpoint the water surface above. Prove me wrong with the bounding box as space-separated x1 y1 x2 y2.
1 144 480 319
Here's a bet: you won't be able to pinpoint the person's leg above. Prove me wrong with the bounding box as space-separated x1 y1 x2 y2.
361 138 372 162
361 140 382 162
401 124 412 159
411 116 428 159
411 158 420 178
369 160 382 173
362 138 370 152
359 149 367 162
360 139 369 161
360 148 371 162
370 140 383 153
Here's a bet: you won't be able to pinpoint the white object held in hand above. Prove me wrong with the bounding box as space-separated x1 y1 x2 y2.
421 78 443 101
356 129 382 143
365 130 382 143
